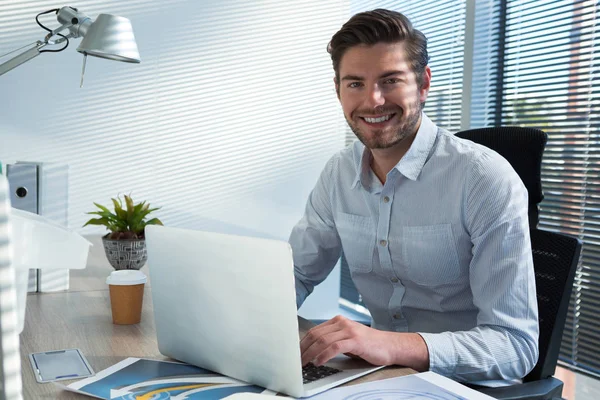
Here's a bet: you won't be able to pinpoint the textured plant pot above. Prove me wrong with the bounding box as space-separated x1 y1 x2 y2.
102 236 147 270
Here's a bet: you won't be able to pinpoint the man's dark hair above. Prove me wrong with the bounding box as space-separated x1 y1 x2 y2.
327 9 429 88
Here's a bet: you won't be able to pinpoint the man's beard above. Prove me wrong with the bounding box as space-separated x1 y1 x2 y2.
347 101 422 150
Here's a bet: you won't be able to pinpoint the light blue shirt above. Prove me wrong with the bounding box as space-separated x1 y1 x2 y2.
290 113 539 384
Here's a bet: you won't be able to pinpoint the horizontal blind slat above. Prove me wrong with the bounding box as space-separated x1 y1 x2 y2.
503 0 599 373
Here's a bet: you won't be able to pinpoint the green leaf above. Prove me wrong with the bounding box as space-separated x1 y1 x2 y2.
112 197 127 221
133 201 145 214
87 210 118 220
124 194 135 217
130 202 146 225
83 217 111 227
93 202 112 214
111 197 121 213
144 218 163 226
130 206 160 230
116 221 128 230
141 207 160 218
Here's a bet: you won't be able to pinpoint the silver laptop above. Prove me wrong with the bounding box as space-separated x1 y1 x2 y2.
145 225 383 397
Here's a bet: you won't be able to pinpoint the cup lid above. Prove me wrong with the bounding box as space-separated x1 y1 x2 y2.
106 270 147 285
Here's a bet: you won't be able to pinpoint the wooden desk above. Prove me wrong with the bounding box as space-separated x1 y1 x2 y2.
19 237 415 398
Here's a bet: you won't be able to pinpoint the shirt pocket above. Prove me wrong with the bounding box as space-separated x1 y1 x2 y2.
336 212 375 273
402 224 462 286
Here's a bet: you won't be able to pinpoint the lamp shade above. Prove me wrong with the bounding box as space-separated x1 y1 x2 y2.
77 14 140 63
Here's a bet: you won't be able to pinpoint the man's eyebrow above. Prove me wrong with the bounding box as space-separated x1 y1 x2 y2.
340 71 408 81
379 70 407 79
341 75 364 81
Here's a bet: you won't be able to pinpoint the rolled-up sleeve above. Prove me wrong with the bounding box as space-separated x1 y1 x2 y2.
289 156 342 308
419 153 539 383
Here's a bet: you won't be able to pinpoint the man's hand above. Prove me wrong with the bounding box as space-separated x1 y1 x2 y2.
300 315 430 371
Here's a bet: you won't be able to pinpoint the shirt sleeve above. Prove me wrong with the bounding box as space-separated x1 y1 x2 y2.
419 152 539 383
289 155 343 309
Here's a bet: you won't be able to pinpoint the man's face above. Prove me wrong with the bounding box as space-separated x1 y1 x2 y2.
336 42 430 150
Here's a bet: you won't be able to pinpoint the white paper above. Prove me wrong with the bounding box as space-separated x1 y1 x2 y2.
223 394 278 400
309 371 495 400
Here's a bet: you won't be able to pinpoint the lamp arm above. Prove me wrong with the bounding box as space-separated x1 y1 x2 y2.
0 7 84 77
0 41 48 77
0 18 75 77
43 21 75 44
47 32 75 46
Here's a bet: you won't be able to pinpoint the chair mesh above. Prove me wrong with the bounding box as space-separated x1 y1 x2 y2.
525 229 581 382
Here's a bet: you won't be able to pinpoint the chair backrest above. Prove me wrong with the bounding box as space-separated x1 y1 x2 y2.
525 229 581 382
455 127 547 228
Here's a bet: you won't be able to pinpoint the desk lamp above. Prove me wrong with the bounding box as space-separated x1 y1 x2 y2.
0 6 140 86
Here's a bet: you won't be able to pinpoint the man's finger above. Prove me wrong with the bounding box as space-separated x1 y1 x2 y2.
301 329 350 366
300 320 344 351
313 338 357 366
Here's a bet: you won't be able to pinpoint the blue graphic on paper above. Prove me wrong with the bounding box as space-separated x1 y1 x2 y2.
73 358 265 399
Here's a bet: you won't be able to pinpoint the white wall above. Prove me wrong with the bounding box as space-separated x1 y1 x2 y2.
0 0 349 316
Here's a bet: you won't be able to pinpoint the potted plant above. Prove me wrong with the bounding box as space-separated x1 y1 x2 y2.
83 195 163 270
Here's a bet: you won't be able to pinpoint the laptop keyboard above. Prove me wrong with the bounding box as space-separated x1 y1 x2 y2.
302 362 342 384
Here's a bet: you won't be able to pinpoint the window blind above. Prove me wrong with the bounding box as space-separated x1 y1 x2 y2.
0 0 348 242
502 0 599 376
470 0 503 128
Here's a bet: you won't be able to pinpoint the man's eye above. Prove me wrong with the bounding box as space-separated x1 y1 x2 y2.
383 78 400 84
348 82 362 88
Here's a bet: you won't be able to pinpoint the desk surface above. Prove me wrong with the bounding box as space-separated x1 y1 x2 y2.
19 236 415 398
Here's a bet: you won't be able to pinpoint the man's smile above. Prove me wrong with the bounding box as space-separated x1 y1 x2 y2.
358 113 397 128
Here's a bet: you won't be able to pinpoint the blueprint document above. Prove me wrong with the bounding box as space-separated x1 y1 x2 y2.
307 371 495 400
56 357 275 399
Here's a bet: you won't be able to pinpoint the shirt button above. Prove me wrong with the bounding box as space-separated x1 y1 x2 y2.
379 240 387 246
393 313 402 320
391 277 399 283
383 196 390 203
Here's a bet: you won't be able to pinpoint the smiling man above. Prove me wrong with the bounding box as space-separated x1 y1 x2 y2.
289 9 539 385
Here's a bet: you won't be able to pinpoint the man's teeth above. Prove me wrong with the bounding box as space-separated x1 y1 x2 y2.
364 114 392 123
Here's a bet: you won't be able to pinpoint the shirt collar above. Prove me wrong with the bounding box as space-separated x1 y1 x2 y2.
394 113 438 181
351 112 438 189
351 142 371 190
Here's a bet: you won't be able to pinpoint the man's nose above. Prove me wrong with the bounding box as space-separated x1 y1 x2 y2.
364 85 385 108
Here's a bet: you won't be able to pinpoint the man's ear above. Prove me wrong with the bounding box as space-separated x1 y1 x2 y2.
419 66 432 103
334 77 340 100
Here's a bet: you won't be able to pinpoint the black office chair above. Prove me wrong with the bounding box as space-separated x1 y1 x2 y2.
456 127 583 400
470 228 582 400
